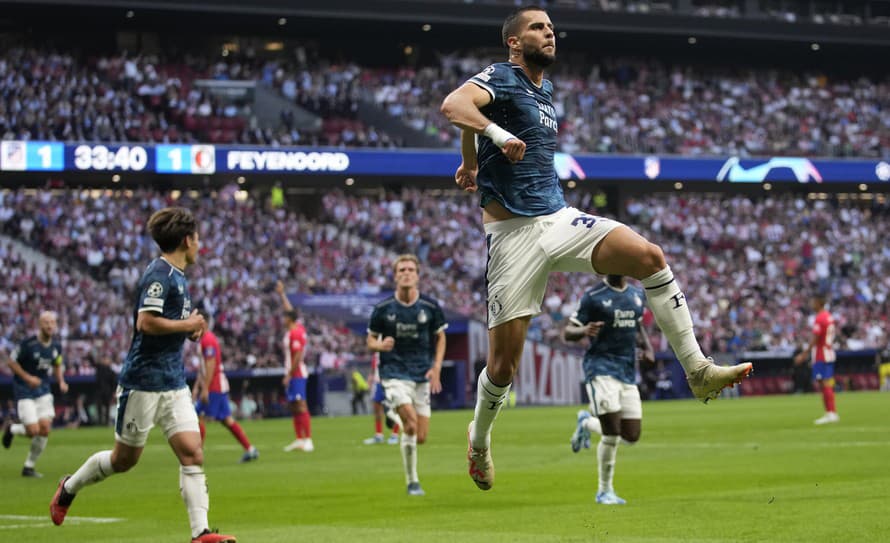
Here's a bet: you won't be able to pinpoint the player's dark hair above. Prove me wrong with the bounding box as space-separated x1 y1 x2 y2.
284 309 299 321
148 207 197 254
502 6 546 46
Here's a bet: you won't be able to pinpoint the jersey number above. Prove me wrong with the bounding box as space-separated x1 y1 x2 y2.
571 214 597 228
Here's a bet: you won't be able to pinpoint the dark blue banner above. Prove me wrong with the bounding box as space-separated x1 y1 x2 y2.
2 140 887 183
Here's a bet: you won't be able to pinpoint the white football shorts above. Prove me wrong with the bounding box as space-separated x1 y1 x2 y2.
115 386 199 447
382 379 431 418
17 393 55 426
586 375 642 419
484 206 622 328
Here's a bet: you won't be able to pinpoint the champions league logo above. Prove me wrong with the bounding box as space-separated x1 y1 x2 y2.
716 157 823 183
147 282 164 297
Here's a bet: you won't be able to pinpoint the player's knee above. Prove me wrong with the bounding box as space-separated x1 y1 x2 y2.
111 457 137 472
485 356 518 385
634 242 666 278
180 448 204 466
416 432 427 444
38 428 50 437
621 430 640 443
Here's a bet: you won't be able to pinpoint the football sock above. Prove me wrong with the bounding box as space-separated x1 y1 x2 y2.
180 465 209 539
66 450 114 494
24 435 47 468
471 370 511 450
10 423 26 435
292 414 303 439
225 421 252 450
299 412 311 438
642 267 706 374
198 421 206 442
374 419 383 434
597 435 619 493
823 385 836 413
386 409 403 430
583 416 602 435
400 433 418 484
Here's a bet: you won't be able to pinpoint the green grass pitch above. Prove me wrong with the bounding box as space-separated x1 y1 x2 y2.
1 391 887 542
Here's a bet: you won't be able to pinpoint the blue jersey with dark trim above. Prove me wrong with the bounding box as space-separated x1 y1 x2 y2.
570 282 645 385
368 294 448 382
469 62 565 217
119 257 193 391
11 336 63 400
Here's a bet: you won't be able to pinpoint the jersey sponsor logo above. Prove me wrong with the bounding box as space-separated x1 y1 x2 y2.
396 322 419 339
612 309 637 328
146 281 164 297
536 101 558 132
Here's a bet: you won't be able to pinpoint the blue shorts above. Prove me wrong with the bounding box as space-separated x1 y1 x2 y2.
812 362 834 382
287 377 307 402
373 383 386 403
195 392 232 421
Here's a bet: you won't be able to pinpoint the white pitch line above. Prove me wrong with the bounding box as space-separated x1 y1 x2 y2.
0 514 124 524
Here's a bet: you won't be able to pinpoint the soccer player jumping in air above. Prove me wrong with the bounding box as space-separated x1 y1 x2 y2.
440 6 752 491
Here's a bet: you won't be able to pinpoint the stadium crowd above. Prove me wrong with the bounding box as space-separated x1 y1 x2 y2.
319 188 890 355
0 188 369 375
372 53 889 158
3 186 889 378
3 47 888 158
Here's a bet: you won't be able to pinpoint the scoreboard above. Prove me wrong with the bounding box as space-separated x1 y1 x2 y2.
1 140 887 184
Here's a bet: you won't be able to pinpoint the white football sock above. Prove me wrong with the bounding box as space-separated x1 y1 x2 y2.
583 416 602 435
641 266 706 374
400 433 418 484
597 435 619 493
10 423 26 435
471 370 510 449
66 450 114 494
180 465 209 539
24 435 47 468
386 409 403 430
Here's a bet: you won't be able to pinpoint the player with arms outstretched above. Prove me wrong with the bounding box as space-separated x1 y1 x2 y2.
565 275 654 505
3 310 68 478
49 207 235 543
794 294 839 424
367 254 447 496
440 6 752 491
192 309 258 463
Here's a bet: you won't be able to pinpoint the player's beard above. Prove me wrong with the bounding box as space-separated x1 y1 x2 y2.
523 45 555 69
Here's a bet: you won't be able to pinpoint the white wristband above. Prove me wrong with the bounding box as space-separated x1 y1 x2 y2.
483 123 516 149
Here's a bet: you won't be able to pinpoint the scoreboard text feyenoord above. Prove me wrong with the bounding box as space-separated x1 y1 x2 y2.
2 140 888 184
